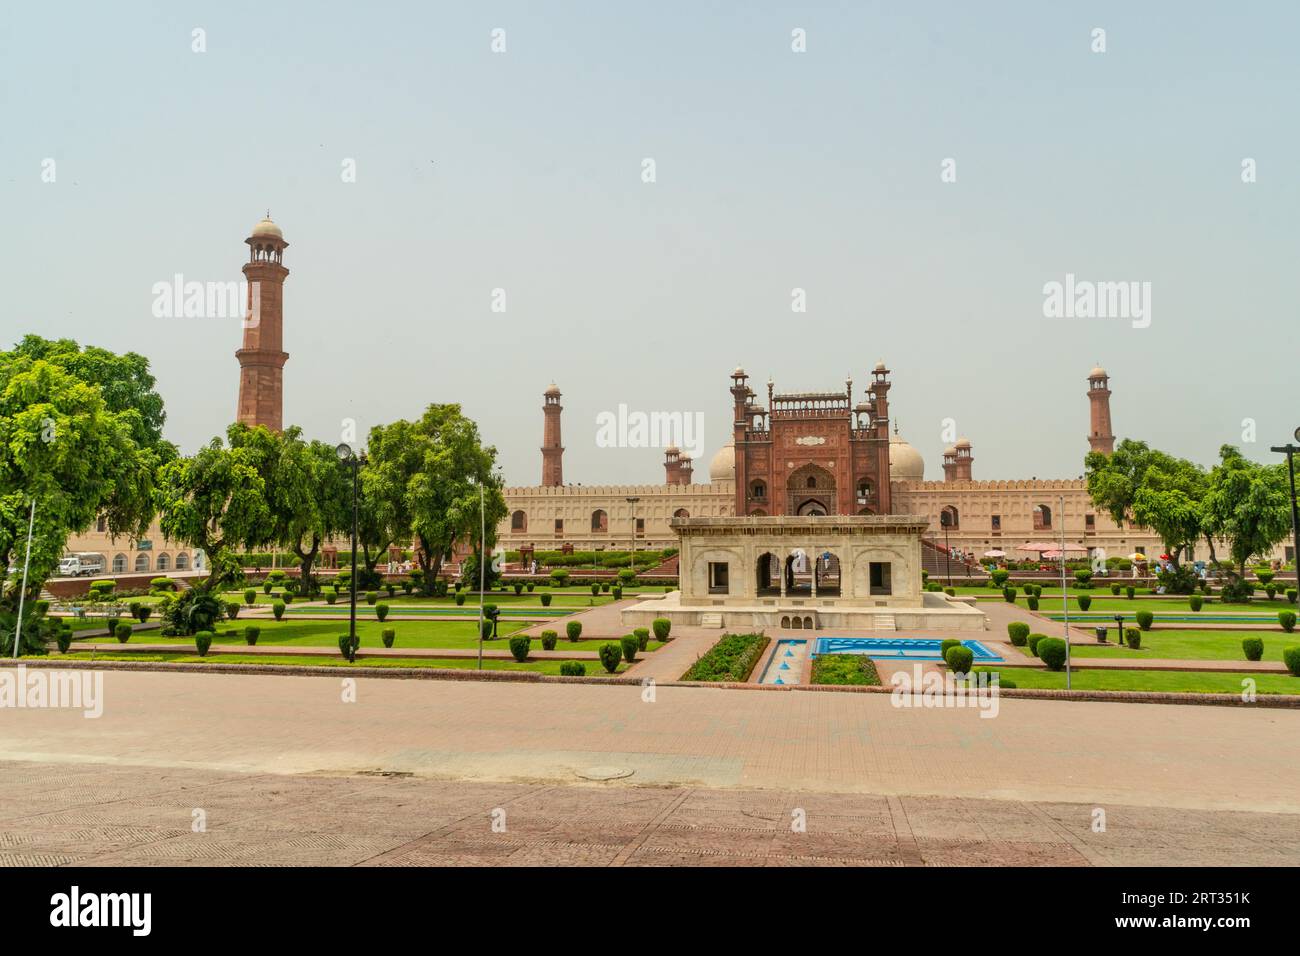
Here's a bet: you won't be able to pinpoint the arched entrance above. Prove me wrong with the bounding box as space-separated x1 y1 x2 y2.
787 463 835 516
813 551 842 596
756 552 780 596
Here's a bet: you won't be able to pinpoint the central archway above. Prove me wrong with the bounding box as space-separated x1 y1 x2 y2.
787 463 836 515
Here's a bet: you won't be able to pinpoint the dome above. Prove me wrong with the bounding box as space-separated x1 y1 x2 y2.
708 438 735 482
873 360 887 372
665 444 680 455
955 436 971 449
731 366 747 378
1089 365 1108 379
889 433 925 481
251 216 282 239
543 383 561 397
943 445 957 457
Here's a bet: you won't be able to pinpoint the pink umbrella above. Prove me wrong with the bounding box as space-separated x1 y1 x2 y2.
1017 542 1057 553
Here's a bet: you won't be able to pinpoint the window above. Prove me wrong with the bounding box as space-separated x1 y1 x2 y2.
806 476 817 488
156 553 170 571
554 518 564 534
1033 504 1052 530
1085 514 1096 530
96 516 107 533
856 479 872 503
673 508 690 519
591 510 608 532
940 506 959 530
112 553 127 573
175 552 190 570
749 480 766 500
636 518 644 533
708 561 730 594
134 552 150 572
991 514 1001 531
511 510 527 532
869 561 892 595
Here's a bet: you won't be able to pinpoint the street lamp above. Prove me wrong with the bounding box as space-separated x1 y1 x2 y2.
1269 428 1300 587
335 443 367 659
939 509 952 587
626 496 640 576
474 477 486 671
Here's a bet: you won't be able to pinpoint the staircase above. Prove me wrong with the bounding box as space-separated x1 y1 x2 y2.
699 612 724 628
921 538 976 580
643 554 679 577
873 614 896 631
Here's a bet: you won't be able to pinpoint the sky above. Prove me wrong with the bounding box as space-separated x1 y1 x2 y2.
2 1 1296 486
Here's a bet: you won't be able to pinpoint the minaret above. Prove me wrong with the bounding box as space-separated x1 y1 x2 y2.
664 447 693 485
942 446 958 482
236 214 289 431
541 383 564 486
953 437 974 479
1087 365 1115 454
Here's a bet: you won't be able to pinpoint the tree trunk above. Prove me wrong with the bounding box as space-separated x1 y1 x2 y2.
294 533 320 597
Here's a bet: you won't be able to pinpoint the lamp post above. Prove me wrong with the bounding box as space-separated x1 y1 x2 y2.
476 478 486 671
1269 428 1300 587
626 496 640 577
939 510 952 587
1059 494 1071 690
335 444 367 658
11 498 35 660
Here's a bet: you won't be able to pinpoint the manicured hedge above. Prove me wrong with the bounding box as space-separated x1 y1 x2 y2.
811 655 880 686
681 633 771 682
1241 637 1264 661
1037 637 1067 670
1007 622 1029 646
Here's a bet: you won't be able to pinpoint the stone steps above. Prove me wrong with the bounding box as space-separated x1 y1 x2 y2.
699 612 724 628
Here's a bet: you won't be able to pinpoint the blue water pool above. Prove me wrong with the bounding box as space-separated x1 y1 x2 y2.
812 637 1003 662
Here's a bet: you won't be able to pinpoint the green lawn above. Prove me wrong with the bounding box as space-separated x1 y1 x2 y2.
54 651 627 674
1067 630 1299 662
83 619 528 649
810 654 881 685
972 666 1300 695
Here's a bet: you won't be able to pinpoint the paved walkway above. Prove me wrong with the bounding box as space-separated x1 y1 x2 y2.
3 667 1298 813
4 760 1296 866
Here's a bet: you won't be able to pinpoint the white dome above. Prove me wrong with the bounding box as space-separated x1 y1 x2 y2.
708 438 735 482
889 433 925 481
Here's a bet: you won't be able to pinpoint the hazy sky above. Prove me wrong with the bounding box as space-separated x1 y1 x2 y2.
3 2 1296 486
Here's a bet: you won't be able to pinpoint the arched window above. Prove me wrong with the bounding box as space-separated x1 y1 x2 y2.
941 505 960 530
856 479 873 503
673 508 689 518
511 510 527 532
175 552 190 570
112 553 127 573
749 480 766 500
1033 504 1052 530
806 476 817 488
591 509 608 532
134 553 150 572
156 553 170 571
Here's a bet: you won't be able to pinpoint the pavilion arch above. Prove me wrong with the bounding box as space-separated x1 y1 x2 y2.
591 509 608 532
156 552 170 571
755 551 780 596
175 552 190 571
856 478 874 505
112 553 127 573
673 508 690 519
787 463 835 514
511 510 527 532
1033 504 1052 530
941 505 960 530
134 553 151 572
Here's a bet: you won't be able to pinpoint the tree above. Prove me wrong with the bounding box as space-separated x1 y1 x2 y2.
1086 440 1206 567
156 426 273 593
226 424 350 594
0 342 167 609
366 405 506 595
1201 445 1291 580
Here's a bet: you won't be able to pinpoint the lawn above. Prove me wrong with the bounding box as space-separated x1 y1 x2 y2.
55 652 628 674
1067 630 1300 662
971 666 1300 695
810 654 881 685
1038 597 1289 619
83 619 528 649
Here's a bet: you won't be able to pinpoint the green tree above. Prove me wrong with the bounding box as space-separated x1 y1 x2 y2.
0 342 167 608
157 427 273 593
366 405 506 595
1086 439 1206 567
1201 445 1291 579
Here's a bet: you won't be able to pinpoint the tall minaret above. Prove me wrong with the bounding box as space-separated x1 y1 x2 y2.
236 214 289 431
1087 365 1115 454
541 383 564 486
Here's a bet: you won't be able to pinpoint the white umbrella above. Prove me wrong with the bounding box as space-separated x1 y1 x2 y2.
983 549 1007 558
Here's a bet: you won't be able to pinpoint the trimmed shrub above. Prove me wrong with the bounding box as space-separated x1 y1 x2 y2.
150 577 176 592
944 644 974 673
195 631 213 656
263 581 274 594
136 605 152 623
114 622 132 643
560 661 586 677
1257 570 1275 586
325 590 337 605
1037 637 1067 671
1076 594 1092 611
282 592 293 605
455 592 467 606
601 582 610 592
381 628 395 648
509 635 531 662
599 642 622 673
478 620 492 640
56 627 73 654
1287 588 1298 604
1241 637 1264 661
549 569 570 587
1074 569 1093 587
590 583 600 596
1266 584 1278 600
243 625 260 646
1189 594 1203 611
226 602 241 620
376 602 390 622
338 633 360 661
1136 610 1153 631
1283 645 1300 677
620 635 638 662
365 591 378 606
652 617 671 641
681 633 770 682
1007 622 1030 646
618 568 636 584
1110 584 1121 595
1022 584 1034 595
540 630 558 651
1125 628 1141 649
272 600 286 620
526 583 535 592
1125 586 1135 599
990 569 1010 587
633 627 650 651
1027 633 1047 656
566 620 582 642
612 585 623 600
243 588 256 605
539 592 552 607
939 638 960 659
1280 610 1297 633
1003 587 1017 603
1026 596 1039 611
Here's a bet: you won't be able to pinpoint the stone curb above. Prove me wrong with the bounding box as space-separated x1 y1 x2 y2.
9 658 1300 707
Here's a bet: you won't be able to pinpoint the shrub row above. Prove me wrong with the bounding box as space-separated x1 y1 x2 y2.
681 633 771 682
